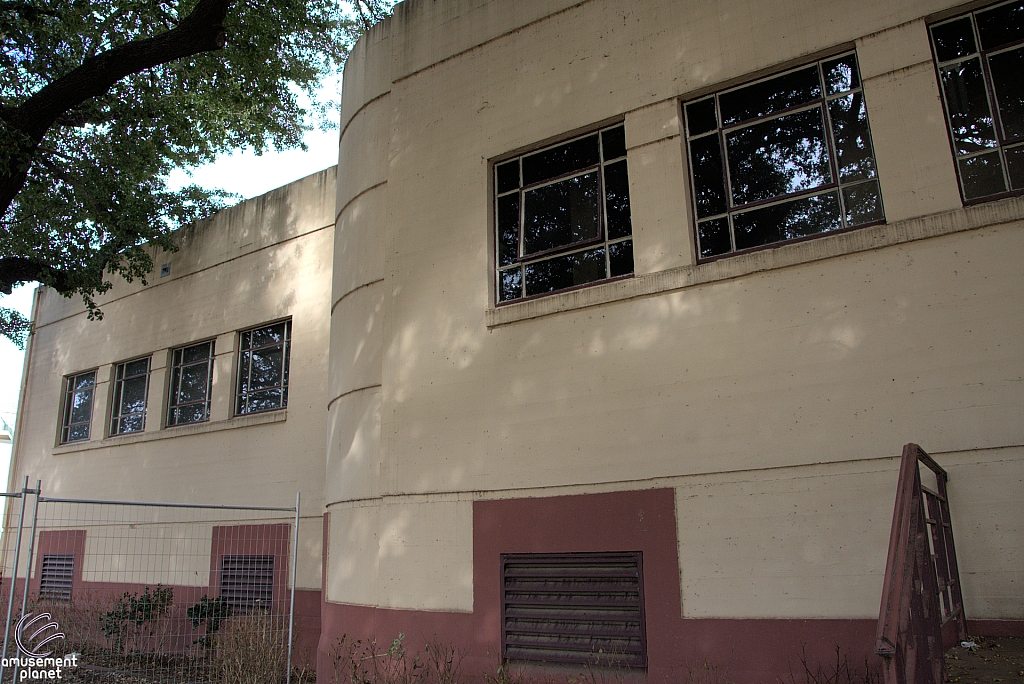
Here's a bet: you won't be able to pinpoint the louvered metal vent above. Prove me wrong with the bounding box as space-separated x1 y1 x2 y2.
39 554 74 601
220 555 274 612
501 552 647 667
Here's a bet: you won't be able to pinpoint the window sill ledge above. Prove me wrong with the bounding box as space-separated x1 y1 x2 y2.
486 195 1024 327
52 409 287 455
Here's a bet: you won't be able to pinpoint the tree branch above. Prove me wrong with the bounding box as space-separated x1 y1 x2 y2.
0 0 234 216
0 256 71 294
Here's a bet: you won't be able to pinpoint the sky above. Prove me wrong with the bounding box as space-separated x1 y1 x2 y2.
0 81 343 487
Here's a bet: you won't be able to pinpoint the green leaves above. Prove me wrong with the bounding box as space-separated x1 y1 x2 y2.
0 0 382 344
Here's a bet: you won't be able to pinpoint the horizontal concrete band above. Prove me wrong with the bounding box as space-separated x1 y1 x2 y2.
488 196 1024 326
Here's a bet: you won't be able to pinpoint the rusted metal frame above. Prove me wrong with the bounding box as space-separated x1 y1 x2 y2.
876 443 921 657
934 464 968 642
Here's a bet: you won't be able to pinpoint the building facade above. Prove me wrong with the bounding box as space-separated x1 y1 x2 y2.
7 0 1024 681
324 0 1023 680
7 168 336 666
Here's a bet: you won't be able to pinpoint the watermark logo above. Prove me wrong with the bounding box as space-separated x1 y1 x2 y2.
15 613 64 658
1 613 78 680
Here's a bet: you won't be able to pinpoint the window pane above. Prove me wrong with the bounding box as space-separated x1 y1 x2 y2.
70 389 93 424
685 98 718 136
829 92 877 182
246 389 284 413
125 359 149 377
719 66 821 126
601 126 627 161
120 414 144 434
67 424 89 442
733 192 841 250
497 160 520 194
174 404 206 425
522 135 600 186
120 375 147 414
932 18 977 62
497 194 520 266
608 240 633 277
1006 145 1024 189
603 160 633 239
941 58 999 154
822 54 860 95
988 48 1024 140
842 180 884 226
523 172 600 255
697 218 732 258
251 323 286 348
182 341 212 364
178 364 209 403
525 248 605 297
240 330 252 351
499 268 523 302
976 1 1024 51
689 135 728 218
959 151 1007 199
249 348 284 390
726 108 832 206
75 373 95 391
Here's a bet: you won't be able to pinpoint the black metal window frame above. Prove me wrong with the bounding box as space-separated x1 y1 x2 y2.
494 123 634 304
500 551 647 668
39 554 74 601
929 0 1024 203
683 50 885 261
110 356 151 436
235 319 291 416
167 339 215 426
60 370 96 444
220 554 275 613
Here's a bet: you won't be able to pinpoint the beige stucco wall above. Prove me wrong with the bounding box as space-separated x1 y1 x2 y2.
7 168 336 590
327 0 1024 621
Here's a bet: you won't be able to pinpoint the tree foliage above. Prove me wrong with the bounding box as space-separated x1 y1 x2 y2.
0 0 394 347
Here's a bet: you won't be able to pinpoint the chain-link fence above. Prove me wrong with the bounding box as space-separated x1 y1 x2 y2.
0 478 300 684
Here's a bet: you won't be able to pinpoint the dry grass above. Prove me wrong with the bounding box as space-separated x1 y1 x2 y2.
215 613 289 684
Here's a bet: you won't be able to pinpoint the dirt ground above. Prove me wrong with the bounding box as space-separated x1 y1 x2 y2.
945 636 1024 684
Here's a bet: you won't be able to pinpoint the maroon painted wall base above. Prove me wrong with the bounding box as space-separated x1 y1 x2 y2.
319 490 887 683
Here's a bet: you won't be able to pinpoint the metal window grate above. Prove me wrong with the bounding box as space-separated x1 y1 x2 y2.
39 554 74 601
220 555 274 612
501 552 647 668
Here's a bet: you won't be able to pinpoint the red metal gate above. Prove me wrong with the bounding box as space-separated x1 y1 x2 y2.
875 444 967 684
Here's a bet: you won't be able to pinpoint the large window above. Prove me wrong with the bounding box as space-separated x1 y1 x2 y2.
236 320 291 415
684 52 884 260
110 357 150 435
494 124 634 303
60 370 96 443
930 1 1024 201
167 340 214 426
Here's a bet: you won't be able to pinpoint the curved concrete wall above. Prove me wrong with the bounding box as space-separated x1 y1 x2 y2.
326 0 1024 679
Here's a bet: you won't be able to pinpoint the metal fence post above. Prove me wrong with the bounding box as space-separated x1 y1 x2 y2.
286 491 300 684
12 480 41 683
1 477 30 678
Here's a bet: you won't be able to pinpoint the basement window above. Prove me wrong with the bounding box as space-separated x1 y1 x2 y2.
220 555 274 613
684 51 884 260
39 554 74 601
930 0 1024 201
501 552 646 668
494 124 634 303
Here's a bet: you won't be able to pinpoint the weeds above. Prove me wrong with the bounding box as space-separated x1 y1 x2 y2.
783 644 881 684
216 613 288 684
